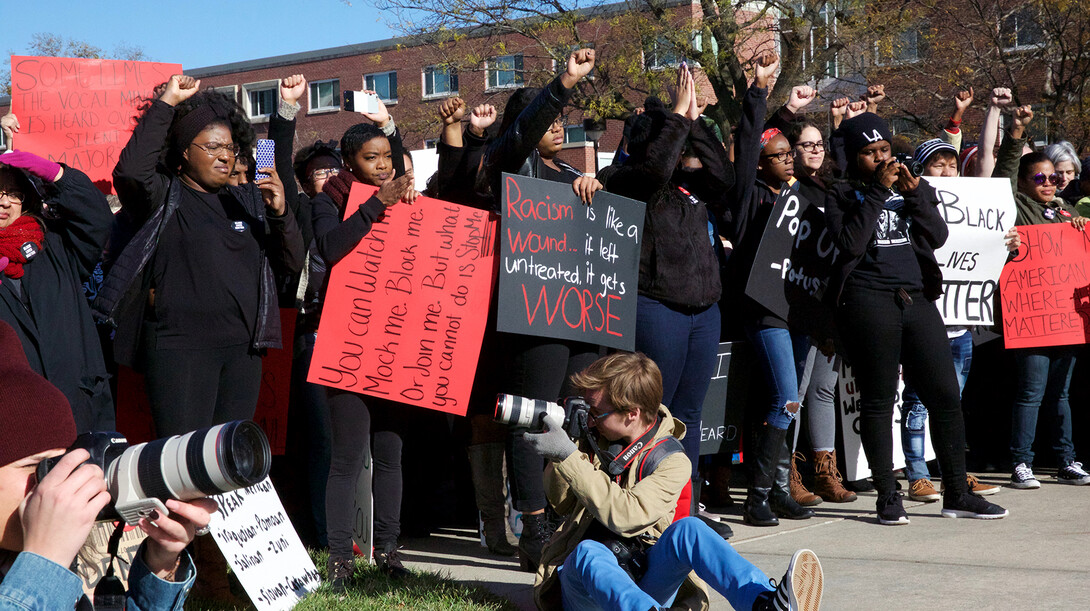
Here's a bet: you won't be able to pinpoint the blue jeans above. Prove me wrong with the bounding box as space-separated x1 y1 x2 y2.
558 517 774 610
1010 346 1079 466
636 296 721 478
744 325 810 431
900 332 973 482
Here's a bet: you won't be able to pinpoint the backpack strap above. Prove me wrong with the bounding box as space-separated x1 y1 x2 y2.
636 436 685 482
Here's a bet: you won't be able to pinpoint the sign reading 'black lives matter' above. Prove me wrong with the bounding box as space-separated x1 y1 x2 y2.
497 173 645 351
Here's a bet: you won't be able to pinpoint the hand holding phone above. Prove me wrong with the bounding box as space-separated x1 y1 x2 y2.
254 139 274 181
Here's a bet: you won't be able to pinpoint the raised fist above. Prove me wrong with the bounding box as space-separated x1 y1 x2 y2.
787 85 816 113
280 74 307 107
954 87 974 112
160 75 200 106
469 104 497 136
990 87 1013 107
438 97 466 126
754 53 780 88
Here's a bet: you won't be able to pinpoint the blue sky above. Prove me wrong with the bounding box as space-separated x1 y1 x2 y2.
3 0 399 70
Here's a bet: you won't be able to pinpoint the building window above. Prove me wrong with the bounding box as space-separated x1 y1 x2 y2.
1002 8 1044 50
243 81 278 120
563 125 586 144
781 5 839 78
644 36 680 69
487 55 523 90
309 79 340 112
876 27 929 66
423 66 458 98
0 128 6 151
424 138 439 149
364 71 398 104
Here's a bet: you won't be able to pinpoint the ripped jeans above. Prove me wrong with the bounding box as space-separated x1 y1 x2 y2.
744 325 810 431
900 331 973 482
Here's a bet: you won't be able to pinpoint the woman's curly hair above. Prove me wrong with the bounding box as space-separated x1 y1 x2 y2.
134 86 255 174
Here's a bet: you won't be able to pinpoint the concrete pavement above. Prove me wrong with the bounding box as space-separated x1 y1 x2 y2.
400 471 1090 610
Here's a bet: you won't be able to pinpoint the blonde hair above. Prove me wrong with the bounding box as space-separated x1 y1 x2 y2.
570 352 663 425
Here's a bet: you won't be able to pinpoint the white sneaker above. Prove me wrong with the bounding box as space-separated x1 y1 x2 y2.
1010 463 1041 489
1057 461 1090 485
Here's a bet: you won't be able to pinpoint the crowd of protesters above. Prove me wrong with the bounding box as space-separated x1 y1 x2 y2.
2 43 1090 611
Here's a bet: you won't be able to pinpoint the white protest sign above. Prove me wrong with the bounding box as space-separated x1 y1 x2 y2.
837 362 935 481
210 478 320 610
926 177 1016 326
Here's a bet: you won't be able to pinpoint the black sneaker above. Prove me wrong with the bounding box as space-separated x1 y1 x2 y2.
327 556 353 594
876 491 909 525
1056 461 1090 485
941 492 1009 519
374 542 411 579
1010 462 1041 489
752 549 824 611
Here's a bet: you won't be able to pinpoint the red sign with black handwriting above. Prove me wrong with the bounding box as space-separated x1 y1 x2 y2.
1000 223 1090 349
307 184 497 415
9 56 182 194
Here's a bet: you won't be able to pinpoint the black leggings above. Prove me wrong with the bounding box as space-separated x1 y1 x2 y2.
499 332 600 513
144 337 262 437
836 285 968 497
325 389 405 559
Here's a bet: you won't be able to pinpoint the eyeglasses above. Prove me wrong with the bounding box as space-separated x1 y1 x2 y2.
191 141 241 158
796 141 825 153
550 118 564 130
762 151 792 165
0 190 25 204
310 168 340 181
1032 172 1061 186
587 409 615 426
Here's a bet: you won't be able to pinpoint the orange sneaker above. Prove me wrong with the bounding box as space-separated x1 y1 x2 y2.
909 478 941 502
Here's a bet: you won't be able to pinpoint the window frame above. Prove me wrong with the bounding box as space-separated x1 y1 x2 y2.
1002 7 1045 52
242 80 279 122
364 71 398 105
486 54 524 91
308 78 341 114
422 65 459 99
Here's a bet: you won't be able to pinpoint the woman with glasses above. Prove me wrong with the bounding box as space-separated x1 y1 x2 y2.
727 54 817 527
95 75 304 436
0 150 115 433
598 62 734 540
993 106 1090 489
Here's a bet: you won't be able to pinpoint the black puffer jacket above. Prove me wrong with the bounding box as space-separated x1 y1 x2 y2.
601 112 732 308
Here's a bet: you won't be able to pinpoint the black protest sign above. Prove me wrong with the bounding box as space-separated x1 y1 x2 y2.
744 189 838 325
698 342 757 456
497 173 644 351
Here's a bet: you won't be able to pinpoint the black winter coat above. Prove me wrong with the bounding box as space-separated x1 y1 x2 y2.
93 99 305 366
1 167 115 432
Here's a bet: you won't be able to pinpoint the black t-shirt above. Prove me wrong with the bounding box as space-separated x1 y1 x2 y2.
845 189 924 292
150 183 262 349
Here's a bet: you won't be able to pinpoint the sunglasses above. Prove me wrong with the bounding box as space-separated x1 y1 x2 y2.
1032 172 1061 186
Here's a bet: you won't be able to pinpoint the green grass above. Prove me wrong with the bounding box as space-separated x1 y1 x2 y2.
188 549 520 611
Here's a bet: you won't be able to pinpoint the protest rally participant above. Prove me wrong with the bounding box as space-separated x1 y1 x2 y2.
310 94 419 586
433 98 495 206
1043 141 1082 205
0 150 115 432
94 74 304 436
0 319 217 610
1076 156 1090 217
824 110 1008 524
992 106 1090 488
526 352 824 611
598 62 734 539
728 53 816 527
476 47 604 572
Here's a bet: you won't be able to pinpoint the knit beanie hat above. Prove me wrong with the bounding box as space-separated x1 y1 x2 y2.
914 138 958 166
0 320 76 467
960 145 979 176
840 113 893 162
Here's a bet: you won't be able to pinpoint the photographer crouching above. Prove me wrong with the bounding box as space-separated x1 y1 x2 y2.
0 321 216 610
519 353 824 610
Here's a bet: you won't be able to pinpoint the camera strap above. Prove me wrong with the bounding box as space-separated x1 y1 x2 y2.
93 522 128 611
588 418 662 478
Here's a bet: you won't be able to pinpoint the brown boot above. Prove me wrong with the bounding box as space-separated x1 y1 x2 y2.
812 450 857 503
789 452 823 507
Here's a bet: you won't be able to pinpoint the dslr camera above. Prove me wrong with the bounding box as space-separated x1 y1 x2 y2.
494 394 591 440
36 420 271 525
893 153 924 178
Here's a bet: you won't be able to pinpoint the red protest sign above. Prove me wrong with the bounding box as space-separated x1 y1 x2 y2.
1000 223 1090 349
9 56 182 194
308 184 498 416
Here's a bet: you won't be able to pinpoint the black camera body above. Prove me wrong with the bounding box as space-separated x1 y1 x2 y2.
36 421 271 525
893 153 924 177
494 394 592 440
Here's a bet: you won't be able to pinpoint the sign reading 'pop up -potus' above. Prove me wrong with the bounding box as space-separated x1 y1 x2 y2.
309 184 497 415
928 177 1016 326
497 173 644 351
9 56 182 193
1000 222 1090 349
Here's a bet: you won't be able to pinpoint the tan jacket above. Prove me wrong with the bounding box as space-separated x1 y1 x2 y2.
533 406 709 610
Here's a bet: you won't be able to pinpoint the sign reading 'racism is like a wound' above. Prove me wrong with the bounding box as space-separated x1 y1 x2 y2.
497 173 644 351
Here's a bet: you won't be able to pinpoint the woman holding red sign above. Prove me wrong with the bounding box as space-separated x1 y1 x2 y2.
992 106 1090 489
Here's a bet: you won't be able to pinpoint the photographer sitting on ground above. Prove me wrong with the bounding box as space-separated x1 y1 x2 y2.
526 352 823 611
0 320 217 610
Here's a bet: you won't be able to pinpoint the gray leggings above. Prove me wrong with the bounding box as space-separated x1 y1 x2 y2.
798 344 839 452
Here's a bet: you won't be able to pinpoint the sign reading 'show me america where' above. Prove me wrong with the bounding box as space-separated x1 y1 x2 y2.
497 173 644 351
927 177 1017 326
9 56 181 193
